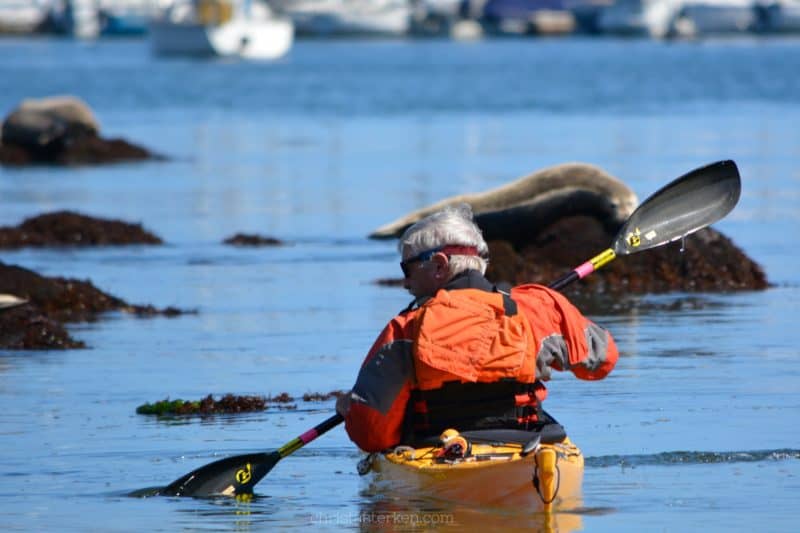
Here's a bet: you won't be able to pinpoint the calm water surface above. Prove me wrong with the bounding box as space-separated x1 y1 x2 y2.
1 36 799 531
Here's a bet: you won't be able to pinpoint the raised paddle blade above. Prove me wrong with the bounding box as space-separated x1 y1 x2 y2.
613 160 741 256
159 451 280 497
547 159 742 291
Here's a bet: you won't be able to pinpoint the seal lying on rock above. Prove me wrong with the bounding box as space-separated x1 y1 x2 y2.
1 95 100 147
0 95 160 166
369 162 639 245
371 163 768 294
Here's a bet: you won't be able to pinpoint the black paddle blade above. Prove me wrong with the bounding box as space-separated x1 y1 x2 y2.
613 160 741 256
157 451 281 497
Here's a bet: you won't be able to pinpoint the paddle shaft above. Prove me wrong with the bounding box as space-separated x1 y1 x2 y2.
548 249 617 291
277 413 343 458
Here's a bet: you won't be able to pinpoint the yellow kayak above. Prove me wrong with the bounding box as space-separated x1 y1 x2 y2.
366 426 584 511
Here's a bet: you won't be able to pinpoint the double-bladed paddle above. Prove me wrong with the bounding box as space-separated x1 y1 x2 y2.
149 159 741 498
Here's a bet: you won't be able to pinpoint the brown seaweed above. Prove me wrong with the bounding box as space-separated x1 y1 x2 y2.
0 211 163 249
0 133 162 166
0 261 194 350
223 233 284 247
135 390 347 416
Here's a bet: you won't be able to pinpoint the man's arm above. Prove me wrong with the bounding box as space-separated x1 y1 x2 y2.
340 318 416 452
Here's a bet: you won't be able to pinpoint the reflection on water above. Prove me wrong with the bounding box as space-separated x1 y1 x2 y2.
355 493 587 533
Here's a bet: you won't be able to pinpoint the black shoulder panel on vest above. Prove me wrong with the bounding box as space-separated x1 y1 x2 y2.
501 293 518 316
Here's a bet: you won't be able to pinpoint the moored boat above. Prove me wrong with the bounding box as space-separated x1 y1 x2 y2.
270 0 412 37
756 0 800 33
670 0 757 37
149 0 294 59
365 417 584 510
595 0 684 38
0 0 50 35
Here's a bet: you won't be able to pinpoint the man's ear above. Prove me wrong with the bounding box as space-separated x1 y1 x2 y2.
432 253 449 277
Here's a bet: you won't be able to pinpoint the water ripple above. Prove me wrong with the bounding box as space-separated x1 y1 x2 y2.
587 449 800 468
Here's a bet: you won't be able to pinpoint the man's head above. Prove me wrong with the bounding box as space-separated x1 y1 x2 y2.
398 204 489 298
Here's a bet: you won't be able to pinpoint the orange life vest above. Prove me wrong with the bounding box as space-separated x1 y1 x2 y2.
411 287 538 390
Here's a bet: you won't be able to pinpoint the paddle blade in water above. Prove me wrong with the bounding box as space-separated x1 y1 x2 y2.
158 451 280 497
613 160 741 256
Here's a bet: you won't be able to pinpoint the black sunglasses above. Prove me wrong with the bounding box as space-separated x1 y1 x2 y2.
400 247 441 278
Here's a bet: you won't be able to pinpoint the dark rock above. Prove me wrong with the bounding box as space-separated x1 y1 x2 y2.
0 261 126 323
0 133 161 166
0 304 85 350
223 233 284 246
0 261 195 349
0 210 163 249
484 216 768 295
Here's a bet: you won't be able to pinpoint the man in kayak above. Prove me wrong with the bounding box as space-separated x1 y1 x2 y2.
336 204 618 453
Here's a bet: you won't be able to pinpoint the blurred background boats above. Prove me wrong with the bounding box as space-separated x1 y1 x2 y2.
1 0 800 42
34 0 155 37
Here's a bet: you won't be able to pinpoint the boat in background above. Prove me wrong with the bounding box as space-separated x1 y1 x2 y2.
38 0 155 38
756 0 800 32
270 0 412 37
0 0 50 34
564 0 615 33
149 0 294 59
596 0 684 38
670 0 757 37
596 0 773 38
482 0 577 35
98 0 155 36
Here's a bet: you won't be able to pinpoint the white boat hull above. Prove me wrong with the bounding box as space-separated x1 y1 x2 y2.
150 17 293 59
0 0 48 34
598 0 759 38
273 0 412 36
597 0 683 38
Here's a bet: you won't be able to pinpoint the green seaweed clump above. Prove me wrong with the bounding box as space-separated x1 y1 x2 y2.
136 394 267 416
136 398 201 415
